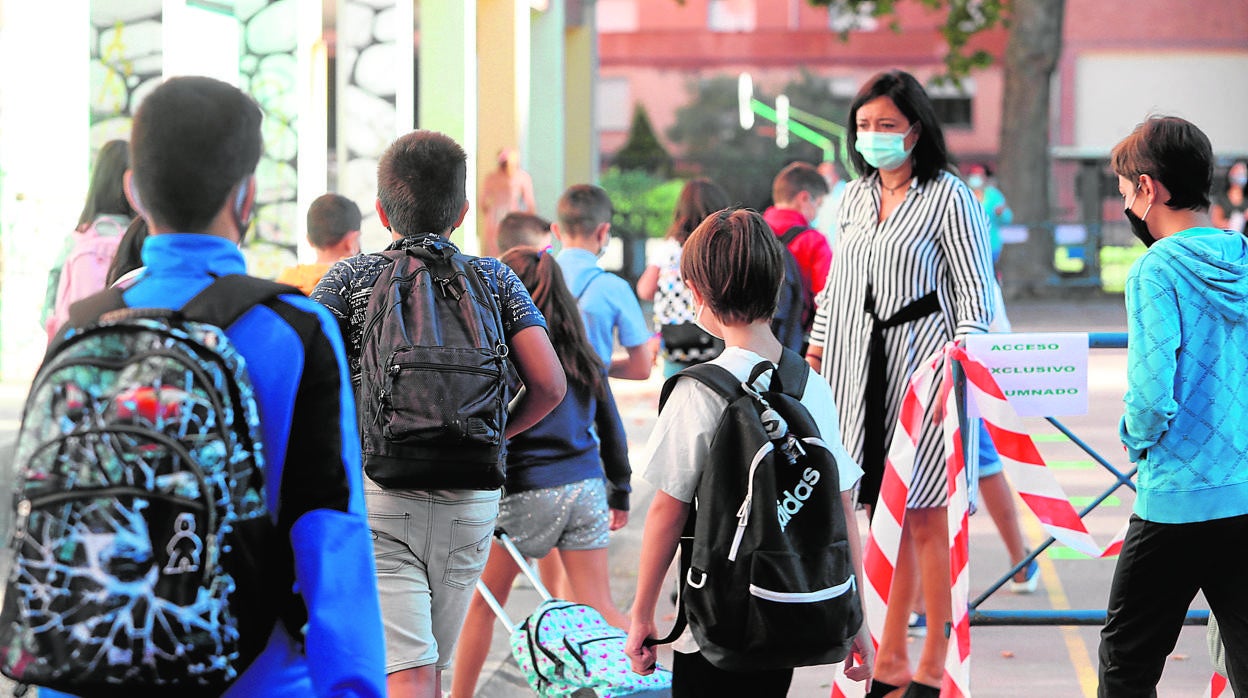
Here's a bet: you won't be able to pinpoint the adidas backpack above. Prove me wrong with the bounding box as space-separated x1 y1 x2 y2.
0 276 296 695
357 244 510 490
652 348 862 671
771 226 816 353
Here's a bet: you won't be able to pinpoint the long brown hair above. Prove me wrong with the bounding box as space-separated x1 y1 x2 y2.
668 178 731 245
501 247 606 399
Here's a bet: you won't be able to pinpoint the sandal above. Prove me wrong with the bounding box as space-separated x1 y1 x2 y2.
902 681 941 698
865 679 904 698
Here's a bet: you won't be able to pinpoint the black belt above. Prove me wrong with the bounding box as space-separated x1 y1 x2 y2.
860 287 941 509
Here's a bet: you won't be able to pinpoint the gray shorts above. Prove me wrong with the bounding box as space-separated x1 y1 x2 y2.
365 484 500 672
497 478 610 559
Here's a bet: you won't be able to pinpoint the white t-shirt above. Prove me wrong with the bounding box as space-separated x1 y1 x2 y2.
642 346 863 501
641 346 863 653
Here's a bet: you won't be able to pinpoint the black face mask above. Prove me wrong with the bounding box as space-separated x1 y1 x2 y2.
1125 190 1155 248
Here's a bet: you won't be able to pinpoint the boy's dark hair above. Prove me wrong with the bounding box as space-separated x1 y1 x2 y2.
669 178 732 245
681 208 783 325
847 70 950 184
556 184 613 238
130 77 262 233
307 193 362 248
497 212 551 253
78 139 134 229
1110 115 1213 211
377 130 467 237
772 162 829 206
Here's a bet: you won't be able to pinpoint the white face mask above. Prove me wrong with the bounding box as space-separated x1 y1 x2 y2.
693 303 722 340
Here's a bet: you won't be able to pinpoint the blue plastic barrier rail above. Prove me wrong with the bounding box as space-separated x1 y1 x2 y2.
959 332 1207 628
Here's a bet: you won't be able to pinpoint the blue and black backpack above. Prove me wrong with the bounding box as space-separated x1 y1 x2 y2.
0 276 299 696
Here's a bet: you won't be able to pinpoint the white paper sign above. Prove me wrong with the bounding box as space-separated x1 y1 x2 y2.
963 332 1089 417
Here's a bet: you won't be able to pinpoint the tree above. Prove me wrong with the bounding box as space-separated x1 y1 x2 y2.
811 0 1066 297
667 72 848 210
614 104 674 177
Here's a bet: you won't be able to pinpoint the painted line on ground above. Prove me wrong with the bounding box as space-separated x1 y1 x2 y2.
1047 460 1096 470
1023 512 1098 697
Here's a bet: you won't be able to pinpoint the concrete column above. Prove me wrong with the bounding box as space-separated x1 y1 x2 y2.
475 0 529 254
420 1 478 251
0 2 90 381
527 1 566 218
563 2 598 186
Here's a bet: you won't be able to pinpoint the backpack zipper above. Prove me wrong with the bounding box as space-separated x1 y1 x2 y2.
386 361 501 378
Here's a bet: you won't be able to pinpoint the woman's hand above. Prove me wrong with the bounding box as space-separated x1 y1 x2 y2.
843 623 875 683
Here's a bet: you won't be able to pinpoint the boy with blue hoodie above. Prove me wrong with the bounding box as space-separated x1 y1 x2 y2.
1098 116 1248 696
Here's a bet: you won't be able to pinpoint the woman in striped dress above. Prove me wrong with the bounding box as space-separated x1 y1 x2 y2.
806 70 994 698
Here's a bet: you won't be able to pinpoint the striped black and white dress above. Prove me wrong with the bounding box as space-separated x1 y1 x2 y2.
810 169 994 509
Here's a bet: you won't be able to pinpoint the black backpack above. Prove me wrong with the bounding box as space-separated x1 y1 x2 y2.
651 348 862 671
771 226 815 353
0 276 297 696
357 244 510 490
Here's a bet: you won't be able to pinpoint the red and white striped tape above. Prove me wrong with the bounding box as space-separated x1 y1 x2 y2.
832 342 1135 697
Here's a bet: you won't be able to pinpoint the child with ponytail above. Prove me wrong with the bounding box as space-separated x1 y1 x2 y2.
450 246 632 698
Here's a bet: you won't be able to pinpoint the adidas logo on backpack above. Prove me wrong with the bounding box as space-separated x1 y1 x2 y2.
0 277 293 694
776 466 822 531
655 348 863 671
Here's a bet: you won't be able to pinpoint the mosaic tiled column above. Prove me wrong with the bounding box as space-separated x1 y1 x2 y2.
237 0 300 278
336 0 415 254
89 1 162 150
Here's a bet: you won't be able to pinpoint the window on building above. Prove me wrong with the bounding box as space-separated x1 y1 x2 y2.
826 0 878 33
596 0 639 33
708 0 756 33
596 77 632 132
927 79 974 129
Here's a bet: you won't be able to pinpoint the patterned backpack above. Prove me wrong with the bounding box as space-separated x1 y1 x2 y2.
0 276 295 695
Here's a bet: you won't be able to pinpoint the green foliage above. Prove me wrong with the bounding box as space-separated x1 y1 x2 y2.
809 0 1005 84
599 168 684 239
666 72 848 210
613 104 674 176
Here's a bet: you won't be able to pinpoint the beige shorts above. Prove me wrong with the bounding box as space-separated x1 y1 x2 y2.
365 483 500 672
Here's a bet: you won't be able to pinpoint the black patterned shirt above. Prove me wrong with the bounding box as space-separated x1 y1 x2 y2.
310 233 546 379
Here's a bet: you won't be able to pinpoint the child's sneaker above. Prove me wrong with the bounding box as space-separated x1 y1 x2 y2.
1009 559 1040 594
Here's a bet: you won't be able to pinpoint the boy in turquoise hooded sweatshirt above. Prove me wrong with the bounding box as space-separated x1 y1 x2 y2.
1098 116 1248 696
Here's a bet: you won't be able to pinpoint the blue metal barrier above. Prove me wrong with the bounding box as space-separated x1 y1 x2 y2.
963 332 1208 627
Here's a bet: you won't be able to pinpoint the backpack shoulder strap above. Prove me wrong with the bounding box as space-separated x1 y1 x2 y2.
778 225 810 247
770 347 810 398
658 362 740 412
575 268 607 301
179 275 301 329
66 287 128 329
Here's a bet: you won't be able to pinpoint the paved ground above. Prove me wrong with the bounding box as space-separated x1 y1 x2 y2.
0 294 1221 696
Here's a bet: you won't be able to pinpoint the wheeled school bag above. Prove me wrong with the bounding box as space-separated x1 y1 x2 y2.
476 531 672 697
357 244 510 490
0 276 298 696
651 348 862 671
771 226 815 353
